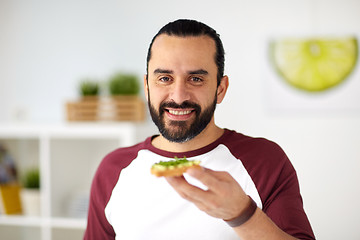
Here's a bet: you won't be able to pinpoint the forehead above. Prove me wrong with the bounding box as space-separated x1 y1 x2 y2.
152 33 216 49
149 34 217 72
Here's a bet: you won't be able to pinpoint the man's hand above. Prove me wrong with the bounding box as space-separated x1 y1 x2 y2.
166 167 300 240
165 167 252 221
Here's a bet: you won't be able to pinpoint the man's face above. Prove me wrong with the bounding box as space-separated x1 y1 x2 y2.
145 34 220 143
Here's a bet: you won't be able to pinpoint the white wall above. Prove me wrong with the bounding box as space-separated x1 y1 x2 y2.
1 0 360 239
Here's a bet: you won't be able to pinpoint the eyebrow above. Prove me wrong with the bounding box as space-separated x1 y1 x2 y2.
153 68 208 75
188 69 208 75
153 68 173 74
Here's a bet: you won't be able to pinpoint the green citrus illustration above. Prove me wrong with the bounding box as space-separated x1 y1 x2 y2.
270 37 358 92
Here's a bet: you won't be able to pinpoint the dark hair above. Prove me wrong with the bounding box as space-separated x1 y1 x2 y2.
146 19 225 86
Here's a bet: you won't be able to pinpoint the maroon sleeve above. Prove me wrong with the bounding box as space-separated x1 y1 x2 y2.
262 154 315 239
224 131 315 239
83 143 143 239
83 157 118 239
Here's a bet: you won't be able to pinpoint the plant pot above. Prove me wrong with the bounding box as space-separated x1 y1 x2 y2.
0 183 22 215
21 188 40 216
110 95 145 121
66 96 145 121
66 96 100 121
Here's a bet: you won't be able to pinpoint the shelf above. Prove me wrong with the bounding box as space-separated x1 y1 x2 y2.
0 215 86 228
0 122 157 240
0 122 153 136
0 215 42 227
50 217 86 229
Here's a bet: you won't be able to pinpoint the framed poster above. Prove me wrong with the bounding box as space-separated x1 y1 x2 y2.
263 35 360 114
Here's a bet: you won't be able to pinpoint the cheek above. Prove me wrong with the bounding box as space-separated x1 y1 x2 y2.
148 86 166 106
200 89 217 106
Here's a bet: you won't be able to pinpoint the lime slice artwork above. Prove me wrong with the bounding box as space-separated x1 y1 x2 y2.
270 37 358 92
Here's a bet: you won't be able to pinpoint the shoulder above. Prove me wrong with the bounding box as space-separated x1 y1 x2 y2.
89 138 151 208
221 129 293 188
221 129 287 161
96 139 149 179
92 138 151 194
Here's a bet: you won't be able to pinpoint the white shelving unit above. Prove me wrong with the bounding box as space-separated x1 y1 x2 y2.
0 122 157 240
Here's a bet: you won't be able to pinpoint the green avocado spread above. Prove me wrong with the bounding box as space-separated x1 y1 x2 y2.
152 157 200 170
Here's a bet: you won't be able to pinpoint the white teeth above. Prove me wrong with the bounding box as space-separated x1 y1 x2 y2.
169 110 192 115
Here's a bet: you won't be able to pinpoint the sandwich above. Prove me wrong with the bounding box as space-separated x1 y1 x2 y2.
151 157 201 177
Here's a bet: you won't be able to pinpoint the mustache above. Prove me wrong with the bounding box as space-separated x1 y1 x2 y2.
159 101 201 112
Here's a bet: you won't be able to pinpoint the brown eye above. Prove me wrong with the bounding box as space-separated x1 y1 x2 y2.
159 76 171 82
190 76 204 84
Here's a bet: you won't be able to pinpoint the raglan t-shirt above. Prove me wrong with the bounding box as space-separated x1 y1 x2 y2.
84 129 315 239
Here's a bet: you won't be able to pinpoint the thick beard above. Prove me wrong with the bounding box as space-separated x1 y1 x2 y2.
148 95 217 143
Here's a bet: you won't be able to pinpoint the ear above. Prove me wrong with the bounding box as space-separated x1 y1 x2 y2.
216 75 229 104
144 74 149 102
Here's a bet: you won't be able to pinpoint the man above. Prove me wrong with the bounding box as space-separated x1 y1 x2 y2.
84 19 315 239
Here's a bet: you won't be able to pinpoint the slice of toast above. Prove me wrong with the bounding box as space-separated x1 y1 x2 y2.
151 157 201 177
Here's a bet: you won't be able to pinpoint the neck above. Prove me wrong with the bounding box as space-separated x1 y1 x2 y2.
151 120 224 153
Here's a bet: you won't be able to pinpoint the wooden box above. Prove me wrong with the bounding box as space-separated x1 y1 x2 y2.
66 96 146 122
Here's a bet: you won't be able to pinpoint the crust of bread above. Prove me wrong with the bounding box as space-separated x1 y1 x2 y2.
151 164 201 177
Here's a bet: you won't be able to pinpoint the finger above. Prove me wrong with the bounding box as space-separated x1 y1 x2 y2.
203 168 235 182
165 176 208 202
186 167 234 193
165 177 219 214
166 175 236 219
187 167 233 182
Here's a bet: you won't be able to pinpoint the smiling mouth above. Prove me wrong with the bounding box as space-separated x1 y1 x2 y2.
164 108 196 120
167 109 193 115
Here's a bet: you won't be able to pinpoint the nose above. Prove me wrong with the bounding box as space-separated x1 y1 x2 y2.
169 80 191 104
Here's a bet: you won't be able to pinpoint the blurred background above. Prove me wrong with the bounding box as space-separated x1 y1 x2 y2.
0 0 360 239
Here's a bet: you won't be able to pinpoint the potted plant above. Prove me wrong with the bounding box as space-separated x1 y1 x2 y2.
21 168 41 216
109 73 140 96
108 73 144 121
67 79 101 121
79 79 100 98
